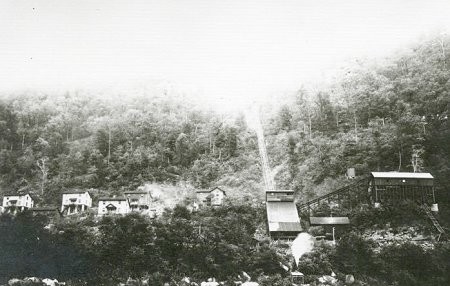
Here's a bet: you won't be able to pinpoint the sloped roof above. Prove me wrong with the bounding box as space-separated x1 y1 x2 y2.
62 190 90 195
196 187 226 195
30 207 59 212
3 192 33 198
371 172 433 179
266 202 300 223
266 189 294 193
310 217 350 225
268 222 302 232
124 191 148 194
98 197 127 201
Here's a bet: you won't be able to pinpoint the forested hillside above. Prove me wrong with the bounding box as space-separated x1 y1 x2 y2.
0 35 449 206
0 91 262 204
264 35 450 202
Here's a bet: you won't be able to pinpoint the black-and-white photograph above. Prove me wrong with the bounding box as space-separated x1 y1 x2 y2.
0 1 449 285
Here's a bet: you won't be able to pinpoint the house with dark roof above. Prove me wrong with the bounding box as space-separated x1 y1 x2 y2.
124 190 151 214
97 197 130 216
196 187 226 206
61 190 92 215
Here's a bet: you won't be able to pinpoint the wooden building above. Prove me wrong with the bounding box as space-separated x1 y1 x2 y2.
97 197 130 216
61 190 92 215
309 217 350 240
368 172 436 205
196 187 226 206
2 193 34 214
124 190 151 214
266 190 302 239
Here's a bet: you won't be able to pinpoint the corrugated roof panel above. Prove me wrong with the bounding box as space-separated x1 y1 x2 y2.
371 172 433 179
268 222 302 232
266 202 300 223
310 217 350 225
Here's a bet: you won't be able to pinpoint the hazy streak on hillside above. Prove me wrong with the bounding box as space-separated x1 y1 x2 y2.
245 106 275 191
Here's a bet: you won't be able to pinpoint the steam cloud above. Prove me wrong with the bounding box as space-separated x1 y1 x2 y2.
291 232 314 266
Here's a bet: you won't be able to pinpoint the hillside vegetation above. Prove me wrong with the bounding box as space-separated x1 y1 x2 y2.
0 35 450 286
262 35 450 203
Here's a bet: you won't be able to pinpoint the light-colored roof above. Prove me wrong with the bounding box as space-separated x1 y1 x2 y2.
3 193 32 197
266 202 300 223
266 189 294 193
268 222 302 232
196 187 226 195
98 197 127 201
310 217 350 225
371 172 433 179
62 190 90 195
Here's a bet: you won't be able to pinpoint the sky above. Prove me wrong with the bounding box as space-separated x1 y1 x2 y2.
1 0 450 112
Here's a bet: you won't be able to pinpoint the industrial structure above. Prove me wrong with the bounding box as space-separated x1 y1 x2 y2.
368 172 436 206
266 190 302 239
298 171 445 240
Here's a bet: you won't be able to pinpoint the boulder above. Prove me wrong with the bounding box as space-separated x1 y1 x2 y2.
8 279 23 286
345 275 355 284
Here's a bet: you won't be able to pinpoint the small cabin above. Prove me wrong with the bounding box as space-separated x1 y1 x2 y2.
61 190 92 215
2 193 34 214
369 172 436 205
124 191 151 214
97 197 130 216
196 187 226 206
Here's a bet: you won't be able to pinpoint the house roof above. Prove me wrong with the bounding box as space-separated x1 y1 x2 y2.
3 193 34 199
310 217 350 225
266 189 295 193
196 187 226 195
98 197 127 201
124 191 148 194
371 172 433 179
62 190 90 195
29 207 59 212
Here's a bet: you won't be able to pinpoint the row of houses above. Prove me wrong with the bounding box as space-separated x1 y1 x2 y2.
1 187 227 217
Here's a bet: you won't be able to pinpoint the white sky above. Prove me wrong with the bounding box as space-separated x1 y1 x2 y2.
1 0 450 112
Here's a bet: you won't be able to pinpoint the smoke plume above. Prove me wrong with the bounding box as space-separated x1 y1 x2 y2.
291 232 314 266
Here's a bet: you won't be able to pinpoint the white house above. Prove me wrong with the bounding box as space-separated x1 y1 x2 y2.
61 190 92 215
209 187 226 206
2 193 34 214
97 197 130 216
196 187 226 206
